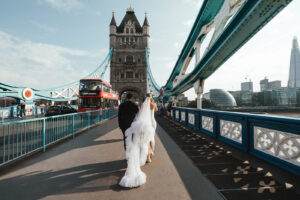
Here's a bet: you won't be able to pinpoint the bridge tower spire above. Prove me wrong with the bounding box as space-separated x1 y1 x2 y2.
109 11 117 53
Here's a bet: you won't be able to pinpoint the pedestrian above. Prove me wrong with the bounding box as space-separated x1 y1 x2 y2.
20 103 26 118
164 102 169 116
45 103 49 113
159 101 164 116
40 103 45 115
17 103 21 118
167 101 173 116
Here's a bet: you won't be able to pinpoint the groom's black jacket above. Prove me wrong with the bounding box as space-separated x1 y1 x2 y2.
118 101 139 133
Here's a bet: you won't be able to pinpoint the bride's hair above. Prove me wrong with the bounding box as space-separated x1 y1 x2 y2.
143 93 151 103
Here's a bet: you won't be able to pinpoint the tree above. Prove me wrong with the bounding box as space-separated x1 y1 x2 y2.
187 100 197 108
202 99 213 108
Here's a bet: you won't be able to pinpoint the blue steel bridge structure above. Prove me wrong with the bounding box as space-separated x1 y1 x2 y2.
0 0 293 104
0 1 300 199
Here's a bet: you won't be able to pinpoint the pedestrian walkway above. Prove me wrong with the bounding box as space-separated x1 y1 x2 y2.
0 117 223 200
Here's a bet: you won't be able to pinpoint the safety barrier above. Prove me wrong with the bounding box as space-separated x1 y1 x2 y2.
0 108 118 167
171 107 300 175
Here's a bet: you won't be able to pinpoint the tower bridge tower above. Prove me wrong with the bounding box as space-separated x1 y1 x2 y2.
109 7 150 102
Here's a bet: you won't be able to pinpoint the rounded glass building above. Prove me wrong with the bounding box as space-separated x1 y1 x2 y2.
210 89 237 107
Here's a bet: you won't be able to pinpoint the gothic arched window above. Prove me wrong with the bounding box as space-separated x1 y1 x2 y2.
126 55 133 63
126 28 129 34
130 28 134 34
126 71 133 79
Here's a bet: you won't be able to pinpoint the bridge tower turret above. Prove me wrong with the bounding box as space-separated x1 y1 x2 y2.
143 13 150 51
109 7 149 102
109 12 117 49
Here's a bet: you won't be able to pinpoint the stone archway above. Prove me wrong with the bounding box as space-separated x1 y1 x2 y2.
119 86 145 104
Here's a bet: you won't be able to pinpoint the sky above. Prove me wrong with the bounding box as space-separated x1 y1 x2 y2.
0 0 300 100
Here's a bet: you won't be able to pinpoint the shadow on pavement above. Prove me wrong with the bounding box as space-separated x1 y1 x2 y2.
0 160 127 200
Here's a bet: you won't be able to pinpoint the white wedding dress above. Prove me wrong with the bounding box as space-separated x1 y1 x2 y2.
119 97 157 188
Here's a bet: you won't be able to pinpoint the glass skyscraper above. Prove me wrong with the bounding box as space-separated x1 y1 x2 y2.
288 37 300 88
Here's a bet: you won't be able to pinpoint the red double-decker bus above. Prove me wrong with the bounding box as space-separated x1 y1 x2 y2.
78 79 119 112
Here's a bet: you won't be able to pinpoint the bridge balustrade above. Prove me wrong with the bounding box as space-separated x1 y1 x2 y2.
0 108 118 167
171 107 300 176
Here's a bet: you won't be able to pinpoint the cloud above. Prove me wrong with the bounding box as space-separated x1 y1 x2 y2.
153 56 173 61
173 42 180 50
183 0 203 8
167 61 176 69
0 31 103 90
29 20 57 33
39 0 83 12
95 11 101 16
183 19 194 27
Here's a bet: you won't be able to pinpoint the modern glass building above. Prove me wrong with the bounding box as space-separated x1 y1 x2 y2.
210 89 237 107
260 78 281 92
288 37 300 88
241 81 253 92
274 87 297 106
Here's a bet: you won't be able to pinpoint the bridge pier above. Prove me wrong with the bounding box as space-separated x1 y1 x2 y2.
194 79 204 109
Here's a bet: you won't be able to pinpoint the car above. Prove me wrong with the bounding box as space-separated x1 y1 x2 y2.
61 105 77 114
45 105 77 117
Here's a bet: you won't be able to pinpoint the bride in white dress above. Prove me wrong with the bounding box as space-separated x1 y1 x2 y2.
119 95 157 188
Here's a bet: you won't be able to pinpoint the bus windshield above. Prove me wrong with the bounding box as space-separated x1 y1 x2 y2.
79 97 101 108
79 80 102 91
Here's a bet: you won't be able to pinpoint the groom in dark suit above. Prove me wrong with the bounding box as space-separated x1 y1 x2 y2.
118 93 139 150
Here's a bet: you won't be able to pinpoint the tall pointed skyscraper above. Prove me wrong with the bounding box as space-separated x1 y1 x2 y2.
288 37 300 88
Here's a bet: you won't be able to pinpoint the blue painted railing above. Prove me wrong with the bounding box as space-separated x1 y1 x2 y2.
0 108 118 167
171 107 300 176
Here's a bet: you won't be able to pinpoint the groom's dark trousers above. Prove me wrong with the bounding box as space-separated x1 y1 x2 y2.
118 100 139 150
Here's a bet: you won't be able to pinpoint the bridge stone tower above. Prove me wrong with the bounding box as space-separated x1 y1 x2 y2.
109 7 150 102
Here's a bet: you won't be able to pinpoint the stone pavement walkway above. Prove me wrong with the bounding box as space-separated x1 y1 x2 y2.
0 117 223 200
